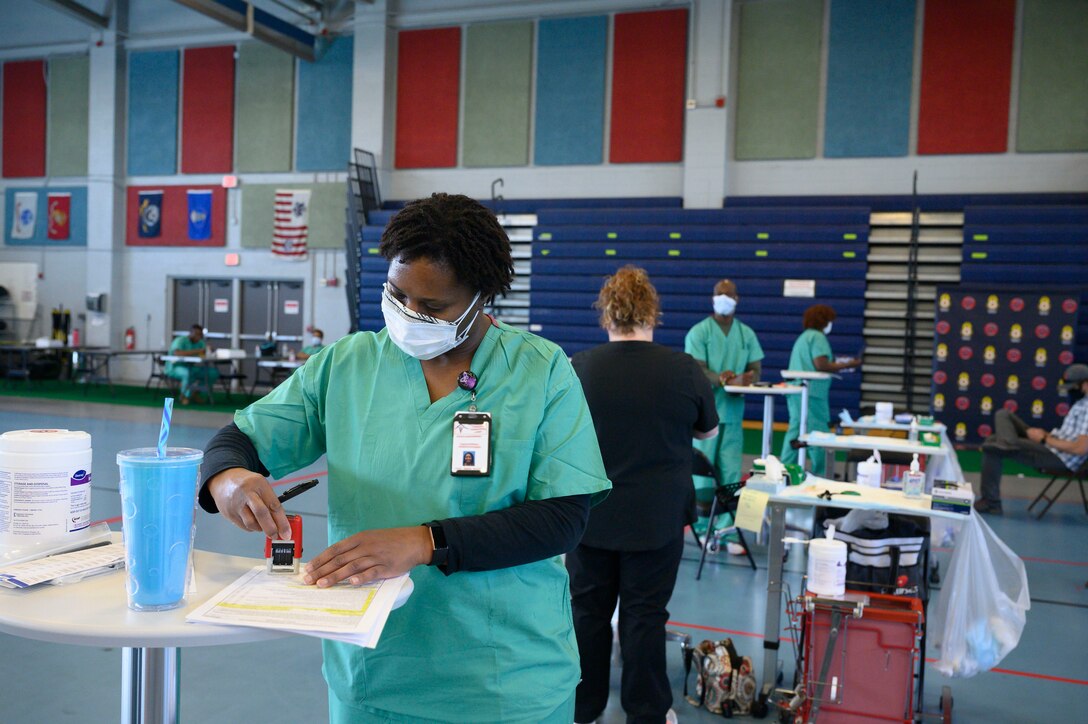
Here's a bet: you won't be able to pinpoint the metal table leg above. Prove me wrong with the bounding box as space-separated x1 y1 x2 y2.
761 395 774 460
122 647 179 724
760 502 788 704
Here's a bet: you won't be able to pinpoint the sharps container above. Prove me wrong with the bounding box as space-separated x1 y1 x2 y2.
807 525 847 597
0 429 93 545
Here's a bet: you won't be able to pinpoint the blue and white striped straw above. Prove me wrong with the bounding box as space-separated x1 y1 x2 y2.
157 397 174 459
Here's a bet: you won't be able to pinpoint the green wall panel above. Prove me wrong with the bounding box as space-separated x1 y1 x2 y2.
734 0 823 160
235 42 295 172
462 22 533 167
1017 0 1088 152
241 183 345 251
47 56 89 177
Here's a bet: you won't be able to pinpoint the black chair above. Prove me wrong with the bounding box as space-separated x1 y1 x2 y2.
1027 461 1088 519
693 448 757 579
145 354 178 394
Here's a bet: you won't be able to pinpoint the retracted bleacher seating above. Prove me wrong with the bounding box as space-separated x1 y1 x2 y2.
961 204 1088 366
530 205 869 419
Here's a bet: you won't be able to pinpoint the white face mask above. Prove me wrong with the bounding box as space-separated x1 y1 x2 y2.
713 295 737 316
310 336 323 347
381 283 482 360
823 322 833 335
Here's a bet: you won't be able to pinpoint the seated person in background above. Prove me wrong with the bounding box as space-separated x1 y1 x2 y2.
297 328 325 361
166 324 219 405
976 363 1088 515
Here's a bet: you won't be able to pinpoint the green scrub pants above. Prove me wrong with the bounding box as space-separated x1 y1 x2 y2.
780 395 830 477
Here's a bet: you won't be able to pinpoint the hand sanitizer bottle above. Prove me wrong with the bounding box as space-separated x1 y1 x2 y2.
904 453 925 498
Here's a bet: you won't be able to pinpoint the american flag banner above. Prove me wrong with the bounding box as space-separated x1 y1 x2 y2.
272 189 311 260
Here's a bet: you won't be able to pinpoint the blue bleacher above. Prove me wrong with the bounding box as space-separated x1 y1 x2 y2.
725 192 1088 212
960 203 1088 366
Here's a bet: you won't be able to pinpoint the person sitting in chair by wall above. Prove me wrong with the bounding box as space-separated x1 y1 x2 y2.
297 328 325 361
166 324 219 405
976 363 1088 514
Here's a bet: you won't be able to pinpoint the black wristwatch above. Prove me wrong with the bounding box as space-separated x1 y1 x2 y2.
424 521 449 568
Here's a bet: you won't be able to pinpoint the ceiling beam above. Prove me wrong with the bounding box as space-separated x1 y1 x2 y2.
172 0 318 62
32 0 111 29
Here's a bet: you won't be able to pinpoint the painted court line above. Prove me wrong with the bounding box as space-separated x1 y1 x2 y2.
668 619 1088 686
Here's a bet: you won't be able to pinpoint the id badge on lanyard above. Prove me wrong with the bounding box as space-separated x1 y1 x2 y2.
451 411 492 476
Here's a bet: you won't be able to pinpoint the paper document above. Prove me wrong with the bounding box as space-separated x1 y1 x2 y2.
0 541 125 589
735 489 770 533
186 566 410 649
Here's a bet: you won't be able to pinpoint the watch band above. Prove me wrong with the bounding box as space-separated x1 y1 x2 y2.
425 521 449 568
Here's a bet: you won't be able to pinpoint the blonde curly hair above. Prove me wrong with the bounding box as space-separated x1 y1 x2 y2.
594 265 661 332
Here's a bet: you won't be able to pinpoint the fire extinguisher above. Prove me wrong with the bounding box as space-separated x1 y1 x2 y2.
124 326 136 350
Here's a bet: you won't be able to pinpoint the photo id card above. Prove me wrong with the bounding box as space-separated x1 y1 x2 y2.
451 411 491 476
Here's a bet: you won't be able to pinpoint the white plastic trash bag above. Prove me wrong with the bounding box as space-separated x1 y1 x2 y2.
930 513 1030 678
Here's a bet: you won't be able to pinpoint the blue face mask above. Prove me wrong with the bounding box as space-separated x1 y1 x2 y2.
713 295 737 316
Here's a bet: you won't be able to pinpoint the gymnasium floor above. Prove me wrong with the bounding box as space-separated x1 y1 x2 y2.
0 397 1085 723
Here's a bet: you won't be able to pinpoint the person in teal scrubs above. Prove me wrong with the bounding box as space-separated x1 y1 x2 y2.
297 328 325 361
166 324 219 404
779 304 861 476
198 193 611 724
684 280 764 488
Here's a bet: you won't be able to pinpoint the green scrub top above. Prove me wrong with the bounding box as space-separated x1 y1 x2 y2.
235 320 611 723
165 335 204 376
787 328 834 401
684 316 764 424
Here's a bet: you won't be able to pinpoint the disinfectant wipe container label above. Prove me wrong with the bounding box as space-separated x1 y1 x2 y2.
69 470 91 532
0 470 84 537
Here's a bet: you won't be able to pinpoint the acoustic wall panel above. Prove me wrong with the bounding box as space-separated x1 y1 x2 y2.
236 42 294 172
47 56 89 177
734 0 822 160
917 0 1016 155
125 185 226 247
463 22 533 167
127 50 179 176
296 38 353 171
240 183 344 250
610 8 688 163
534 16 607 166
2 60 47 178
181 46 235 173
824 0 915 158
395 28 461 169
1017 0 1088 152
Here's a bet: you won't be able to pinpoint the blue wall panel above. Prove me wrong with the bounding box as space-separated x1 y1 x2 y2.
824 0 915 158
4 186 87 247
127 51 179 175
534 16 607 165
296 38 353 171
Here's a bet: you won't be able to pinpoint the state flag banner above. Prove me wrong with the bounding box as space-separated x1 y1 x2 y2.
47 192 71 240
11 192 38 240
272 189 311 260
138 190 163 238
188 189 213 240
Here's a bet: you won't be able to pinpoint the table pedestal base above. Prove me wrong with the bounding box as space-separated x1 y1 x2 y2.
122 647 178 724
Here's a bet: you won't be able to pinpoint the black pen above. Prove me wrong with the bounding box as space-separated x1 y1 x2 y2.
277 479 319 504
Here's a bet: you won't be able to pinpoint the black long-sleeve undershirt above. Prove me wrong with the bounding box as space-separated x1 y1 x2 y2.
199 423 590 574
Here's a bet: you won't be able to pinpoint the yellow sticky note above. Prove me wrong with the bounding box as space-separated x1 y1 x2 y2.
735 489 770 533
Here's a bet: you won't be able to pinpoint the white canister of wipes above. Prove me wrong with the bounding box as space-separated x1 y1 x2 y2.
856 449 883 488
874 401 894 423
807 525 847 597
0 429 93 545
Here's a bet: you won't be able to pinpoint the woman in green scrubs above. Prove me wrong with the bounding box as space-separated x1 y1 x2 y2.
779 304 861 476
199 194 611 723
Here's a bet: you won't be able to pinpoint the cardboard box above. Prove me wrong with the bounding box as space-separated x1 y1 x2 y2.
930 480 973 514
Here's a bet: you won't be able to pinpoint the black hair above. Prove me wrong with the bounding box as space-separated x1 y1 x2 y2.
378 193 514 303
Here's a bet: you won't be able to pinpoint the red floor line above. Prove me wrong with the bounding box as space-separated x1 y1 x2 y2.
91 471 328 527
922 657 1088 686
666 620 767 640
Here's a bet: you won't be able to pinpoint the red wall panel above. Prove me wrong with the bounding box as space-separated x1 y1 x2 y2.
917 0 1016 155
125 185 226 247
395 28 461 169
2 60 47 177
610 9 688 163
181 46 235 173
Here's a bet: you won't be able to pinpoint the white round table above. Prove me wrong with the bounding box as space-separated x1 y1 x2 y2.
0 541 286 724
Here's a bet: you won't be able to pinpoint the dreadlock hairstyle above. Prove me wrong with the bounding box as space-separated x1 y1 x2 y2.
378 193 515 303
